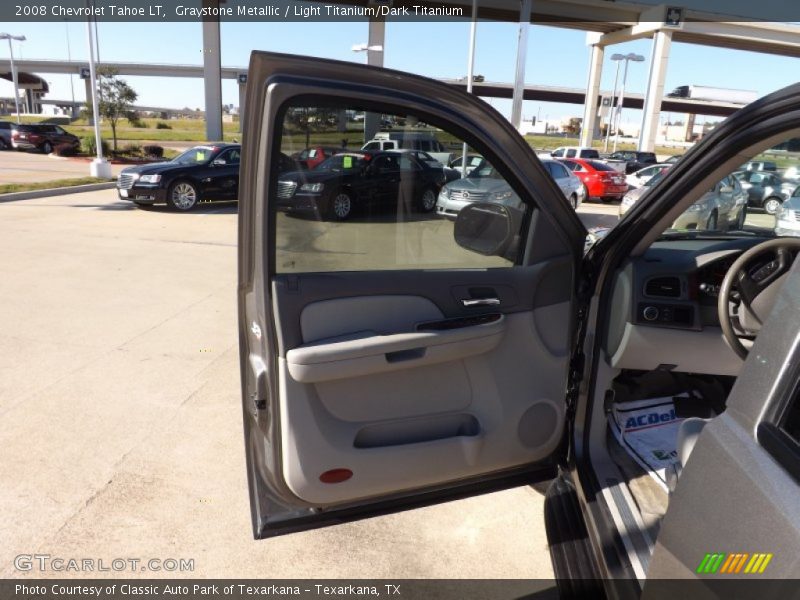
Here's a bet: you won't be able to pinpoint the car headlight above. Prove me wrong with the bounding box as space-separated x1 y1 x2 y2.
779 206 792 219
440 187 451 199
490 190 514 202
138 174 161 183
686 203 705 212
621 194 636 207
299 183 324 193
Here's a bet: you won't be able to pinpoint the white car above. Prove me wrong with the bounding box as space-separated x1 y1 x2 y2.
775 186 800 236
626 164 671 189
549 146 600 159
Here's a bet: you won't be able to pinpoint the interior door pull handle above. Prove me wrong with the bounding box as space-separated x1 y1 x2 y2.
462 298 500 307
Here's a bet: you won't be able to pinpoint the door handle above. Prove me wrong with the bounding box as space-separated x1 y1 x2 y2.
462 298 500 307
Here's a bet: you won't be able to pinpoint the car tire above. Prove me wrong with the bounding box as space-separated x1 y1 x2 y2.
417 187 437 213
569 194 578 210
327 189 353 221
167 180 199 211
0 138 7 150
42 141 53 155
706 211 718 231
763 197 782 215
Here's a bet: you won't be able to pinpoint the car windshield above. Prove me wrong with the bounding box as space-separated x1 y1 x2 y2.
656 140 800 239
172 147 216 165
315 154 367 172
585 160 616 171
467 160 502 179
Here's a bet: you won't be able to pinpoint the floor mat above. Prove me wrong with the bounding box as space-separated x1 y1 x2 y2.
608 396 687 492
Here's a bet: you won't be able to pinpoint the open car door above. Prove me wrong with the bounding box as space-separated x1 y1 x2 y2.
238 51 587 538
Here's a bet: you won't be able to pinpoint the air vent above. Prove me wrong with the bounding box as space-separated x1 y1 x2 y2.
645 276 681 298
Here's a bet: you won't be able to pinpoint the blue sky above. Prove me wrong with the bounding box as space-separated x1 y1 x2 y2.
3 19 799 124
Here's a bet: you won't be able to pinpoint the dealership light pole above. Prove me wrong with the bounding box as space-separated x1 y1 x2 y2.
612 52 645 153
461 0 478 177
85 18 111 178
0 33 25 124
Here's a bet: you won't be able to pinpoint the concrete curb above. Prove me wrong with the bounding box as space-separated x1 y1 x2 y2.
0 182 117 203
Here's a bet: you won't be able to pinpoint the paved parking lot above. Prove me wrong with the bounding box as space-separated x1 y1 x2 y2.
0 188 776 581
0 189 558 581
0 150 127 184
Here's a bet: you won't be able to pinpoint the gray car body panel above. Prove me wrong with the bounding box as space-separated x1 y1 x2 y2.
645 258 800 582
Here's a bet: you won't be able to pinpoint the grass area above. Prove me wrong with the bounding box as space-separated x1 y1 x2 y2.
17 115 241 143
0 177 112 195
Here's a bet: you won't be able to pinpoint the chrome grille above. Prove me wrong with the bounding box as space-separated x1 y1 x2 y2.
117 174 136 190
793 210 800 221
277 181 297 199
450 189 486 202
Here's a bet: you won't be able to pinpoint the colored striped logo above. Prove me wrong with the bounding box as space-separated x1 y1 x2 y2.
696 552 773 574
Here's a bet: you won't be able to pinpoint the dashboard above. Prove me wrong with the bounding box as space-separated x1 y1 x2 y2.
604 237 770 376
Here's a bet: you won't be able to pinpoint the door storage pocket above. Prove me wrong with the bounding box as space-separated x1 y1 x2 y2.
354 413 480 448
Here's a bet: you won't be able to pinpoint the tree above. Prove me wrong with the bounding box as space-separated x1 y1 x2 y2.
96 67 138 151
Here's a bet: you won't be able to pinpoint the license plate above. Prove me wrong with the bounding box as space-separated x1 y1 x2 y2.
119 189 128 197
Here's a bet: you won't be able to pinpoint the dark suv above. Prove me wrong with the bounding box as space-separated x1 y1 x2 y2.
606 150 658 174
11 123 80 154
0 121 13 150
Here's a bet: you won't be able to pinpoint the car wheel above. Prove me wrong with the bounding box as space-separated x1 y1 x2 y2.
417 187 437 212
328 190 353 221
0 138 7 150
42 141 53 154
706 211 718 231
569 194 578 210
167 180 199 211
763 197 782 215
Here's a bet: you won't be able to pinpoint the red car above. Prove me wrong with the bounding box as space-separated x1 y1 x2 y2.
291 146 342 170
560 158 628 203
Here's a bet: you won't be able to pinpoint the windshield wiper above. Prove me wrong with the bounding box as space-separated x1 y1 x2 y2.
657 229 771 241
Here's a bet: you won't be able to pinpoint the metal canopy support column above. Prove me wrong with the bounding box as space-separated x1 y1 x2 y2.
363 16 385 143
202 0 223 142
638 29 672 152
580 40 604 147
510 0 531 130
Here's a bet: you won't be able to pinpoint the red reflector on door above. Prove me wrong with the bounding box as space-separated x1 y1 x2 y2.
319 469 353 484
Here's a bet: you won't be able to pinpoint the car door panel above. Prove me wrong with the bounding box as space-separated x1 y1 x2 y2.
239 51 585 538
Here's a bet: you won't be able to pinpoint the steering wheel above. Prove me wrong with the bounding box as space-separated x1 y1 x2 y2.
718 238 800 359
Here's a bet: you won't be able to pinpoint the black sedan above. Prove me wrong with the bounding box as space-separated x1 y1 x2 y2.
276 150 459 220
117 144 241 211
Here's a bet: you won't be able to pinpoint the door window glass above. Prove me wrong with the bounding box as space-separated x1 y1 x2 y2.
273 104 532 273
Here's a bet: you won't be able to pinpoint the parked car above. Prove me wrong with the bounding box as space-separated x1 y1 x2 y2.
775 184 800 236
291 146 341 170
449 153 484 175
604 150 658 174
437 157 583 218
625 163 672 189
549 146 600 159
276 150 452 220
561 158 628 203
663 154 683 164
733 170 795 214
117 144 240 211
743 160 777 172
239 53 800 593
0 120 13 150
362 131 453 165
621 170 747 230
10 123 80 154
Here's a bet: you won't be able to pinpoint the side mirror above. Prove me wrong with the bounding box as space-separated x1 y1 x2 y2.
454 203 520 259
212 158 227 166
